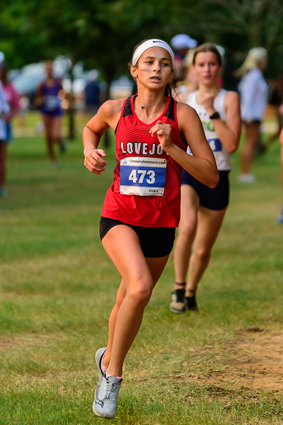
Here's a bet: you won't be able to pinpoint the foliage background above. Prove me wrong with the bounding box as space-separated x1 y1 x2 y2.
1 0 283 82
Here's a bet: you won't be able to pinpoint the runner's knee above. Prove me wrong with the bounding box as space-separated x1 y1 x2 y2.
194 246 211 262
128 281 153 307
179 218 197 240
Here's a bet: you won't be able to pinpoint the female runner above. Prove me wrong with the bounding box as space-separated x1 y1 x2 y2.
0 60 19 198
82 39 218 419
170 43 241 314
34 60 65 165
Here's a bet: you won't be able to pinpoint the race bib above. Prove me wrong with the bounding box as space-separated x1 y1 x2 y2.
187 145 193 156
208 138 222 153
45 95 60 111
120 157 167 196
187 138 222 157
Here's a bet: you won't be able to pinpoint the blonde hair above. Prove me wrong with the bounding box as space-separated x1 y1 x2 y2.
235 47 267 77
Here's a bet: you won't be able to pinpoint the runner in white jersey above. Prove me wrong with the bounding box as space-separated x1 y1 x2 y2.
169 43 241 313
187 88 230 170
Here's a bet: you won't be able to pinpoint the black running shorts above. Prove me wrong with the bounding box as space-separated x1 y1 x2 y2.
181 170 230 210
99 216 175 258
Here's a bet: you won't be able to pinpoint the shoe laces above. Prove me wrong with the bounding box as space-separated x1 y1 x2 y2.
174 289 185 303
103 378 120 400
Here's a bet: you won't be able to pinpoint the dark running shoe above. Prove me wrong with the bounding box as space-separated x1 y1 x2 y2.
186 294 199 312
169 288 186 314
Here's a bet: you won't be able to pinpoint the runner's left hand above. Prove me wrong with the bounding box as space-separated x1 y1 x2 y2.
198 93 215 115
149 120 172 151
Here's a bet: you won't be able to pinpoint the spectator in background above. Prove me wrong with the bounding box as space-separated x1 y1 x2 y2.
84 70 101 116
236 47 268 183
34 60 65 166
0 57 16 198
18 95 30 131
0 61 20 139
170 34 198 85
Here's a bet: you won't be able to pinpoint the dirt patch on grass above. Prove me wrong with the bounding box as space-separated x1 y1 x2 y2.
182 329 283 393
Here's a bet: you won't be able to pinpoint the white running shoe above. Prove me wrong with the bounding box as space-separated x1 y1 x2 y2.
237 174 256 183
93 375 122 419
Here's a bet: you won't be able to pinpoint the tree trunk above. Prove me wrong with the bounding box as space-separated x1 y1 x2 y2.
67 61 76 141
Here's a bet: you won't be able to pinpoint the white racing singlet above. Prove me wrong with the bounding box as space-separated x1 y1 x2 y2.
186 89 230 171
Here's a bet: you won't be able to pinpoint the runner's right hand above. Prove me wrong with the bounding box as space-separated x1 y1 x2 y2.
84 149 107 175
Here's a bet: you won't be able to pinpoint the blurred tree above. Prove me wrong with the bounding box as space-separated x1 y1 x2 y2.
203 0 283 49
1 0 200 141
1 0 283 139
2 0 283 74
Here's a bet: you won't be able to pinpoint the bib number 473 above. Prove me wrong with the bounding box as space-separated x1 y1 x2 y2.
129 169 155 184
120 157 167 196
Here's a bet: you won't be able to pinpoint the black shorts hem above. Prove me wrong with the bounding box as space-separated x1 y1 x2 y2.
181 170 230 210
243 120 261 125
99 217 175 258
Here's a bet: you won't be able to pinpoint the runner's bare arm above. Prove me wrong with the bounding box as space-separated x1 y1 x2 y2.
201 91 241 153
82 99 123 174
34 84 44 107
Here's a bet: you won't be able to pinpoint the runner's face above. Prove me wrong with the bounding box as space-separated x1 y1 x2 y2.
131 47 173 89
193 52 221 86
45 61 53 77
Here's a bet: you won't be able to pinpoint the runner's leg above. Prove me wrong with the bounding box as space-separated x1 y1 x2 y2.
173 185 199 289
101 224 169 376
186 206 227 296
52 116 65 152
42 115 56 162
241 122 260 175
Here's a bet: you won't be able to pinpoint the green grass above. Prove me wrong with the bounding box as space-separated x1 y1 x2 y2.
0 126 283 424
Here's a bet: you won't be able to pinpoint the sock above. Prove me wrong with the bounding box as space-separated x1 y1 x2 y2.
106 373 122 381
174 282 186 289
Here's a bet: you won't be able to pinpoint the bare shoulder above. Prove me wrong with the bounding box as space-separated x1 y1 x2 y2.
176 101 202 134
99 99 124 117
225 91 240 105
95 98 125 129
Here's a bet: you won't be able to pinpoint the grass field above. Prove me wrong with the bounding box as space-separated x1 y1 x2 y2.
0 124 283 424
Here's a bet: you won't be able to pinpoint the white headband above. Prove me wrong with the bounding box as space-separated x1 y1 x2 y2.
132 39 175 70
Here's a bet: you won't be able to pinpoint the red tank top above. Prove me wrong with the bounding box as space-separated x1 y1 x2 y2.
101 95 187 227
